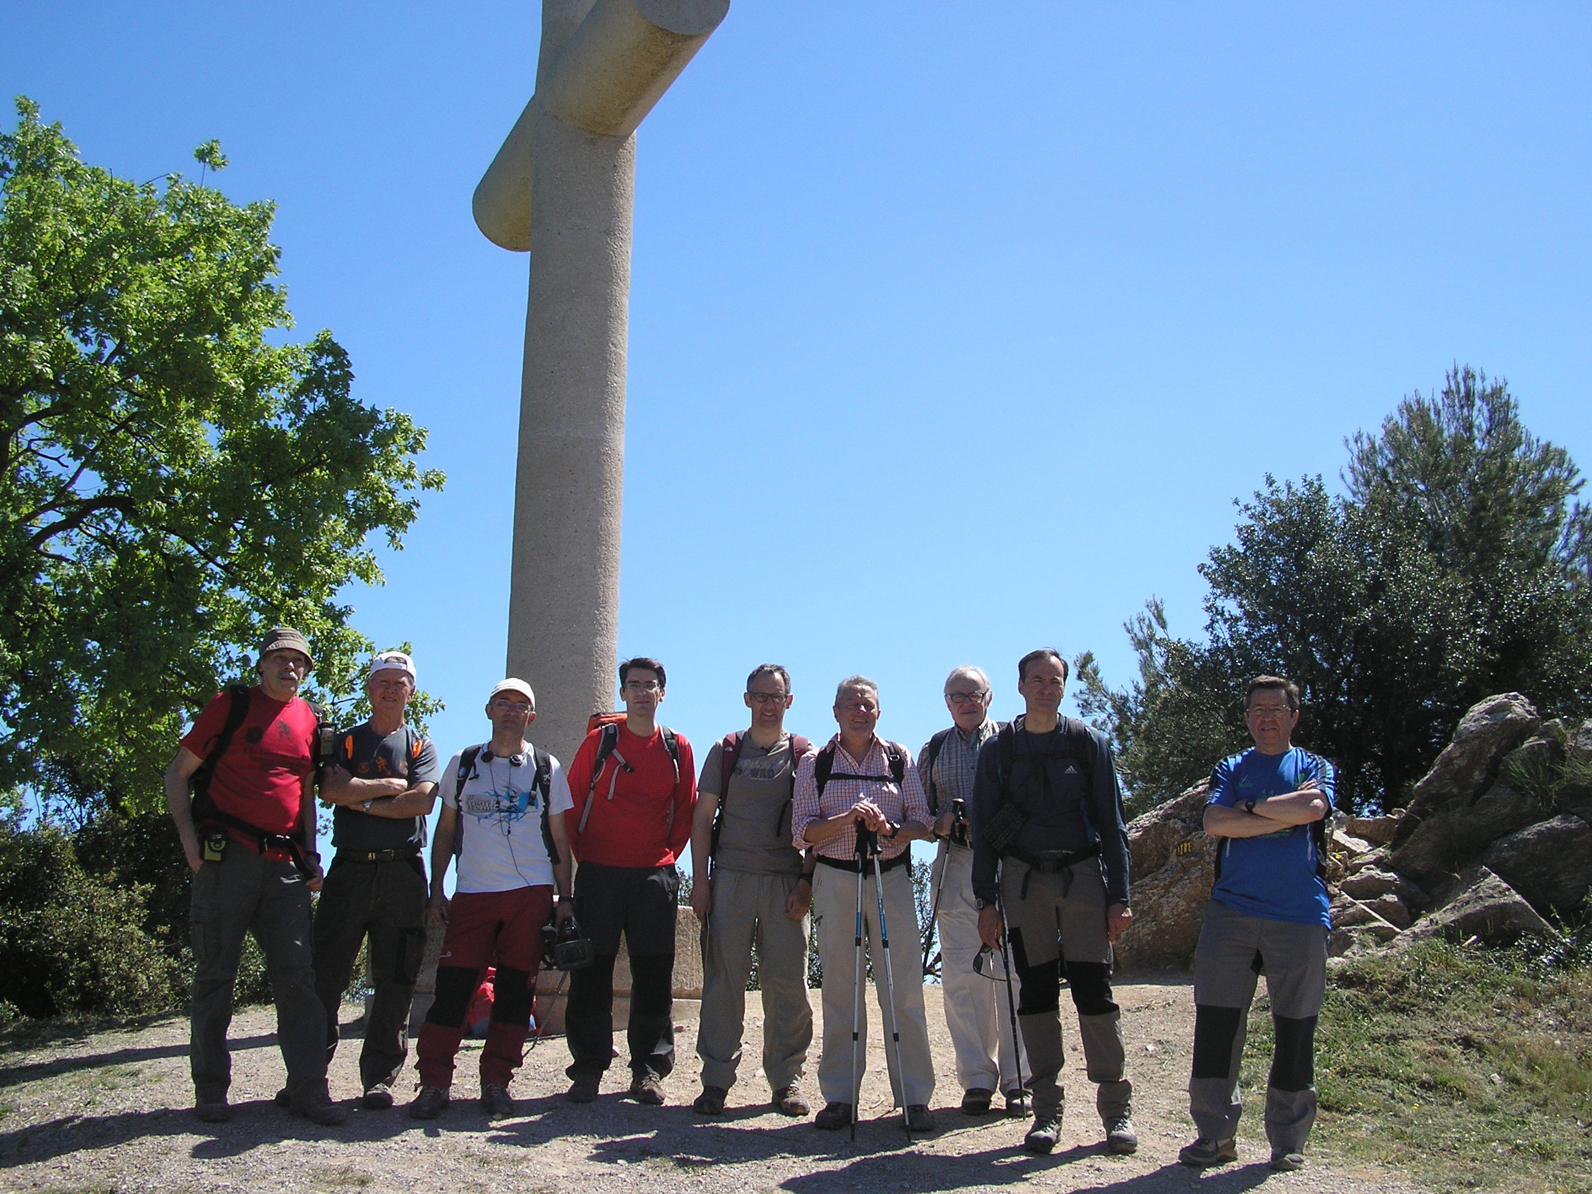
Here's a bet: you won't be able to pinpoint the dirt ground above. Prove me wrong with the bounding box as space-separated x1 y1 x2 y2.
0 978 1431 1194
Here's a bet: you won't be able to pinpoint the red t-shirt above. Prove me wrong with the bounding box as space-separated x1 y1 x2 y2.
181 688 317 854
566 723 696 868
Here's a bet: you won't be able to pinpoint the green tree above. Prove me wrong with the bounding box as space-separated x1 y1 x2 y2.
0 98 444 816
1078 369 1592 814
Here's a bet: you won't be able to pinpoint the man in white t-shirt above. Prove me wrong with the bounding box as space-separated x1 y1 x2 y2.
409 678 575 1121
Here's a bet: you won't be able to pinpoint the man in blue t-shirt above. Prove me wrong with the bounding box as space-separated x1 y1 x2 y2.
1179 675 1333 1174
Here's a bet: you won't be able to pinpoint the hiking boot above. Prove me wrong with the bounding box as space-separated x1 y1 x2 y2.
814 1101 852 1130
273 1086 292 1109
1003 1087 1032 1117
1271 1150 1306 1172
629 1070 665 1106
194 1097 232 1124
566 1074 600 1104
905 1104 937 1133
771 1083 810 1117
960 1087 994 1115
408 1086 449 1120
361 1084 394 1111
1179 1136 1238 1167
692 1084 728 1116
481 1084 514 1120
1104 1115 1138 1154
1024 1112 1061 1154
291 1091 348 1126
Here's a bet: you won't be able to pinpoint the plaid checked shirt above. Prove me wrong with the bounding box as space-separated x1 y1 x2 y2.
792 735 932 863
918 718 1000 852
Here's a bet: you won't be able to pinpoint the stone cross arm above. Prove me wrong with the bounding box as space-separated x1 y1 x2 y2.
473 0 730 251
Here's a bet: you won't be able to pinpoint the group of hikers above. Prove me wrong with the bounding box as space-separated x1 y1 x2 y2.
164 628 1333 1171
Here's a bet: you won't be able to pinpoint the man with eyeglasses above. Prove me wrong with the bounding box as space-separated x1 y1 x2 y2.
919 666 1029 1118
793 676 937 1132
564 657 697 1106
689 664 816 1117
973 649 1135 1156
164 626 344 1125
1179 676 1333 1173
408 678 576 1120
310 651 440 1111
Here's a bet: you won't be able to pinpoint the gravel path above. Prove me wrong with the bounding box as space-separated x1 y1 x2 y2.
0 978 1429 1194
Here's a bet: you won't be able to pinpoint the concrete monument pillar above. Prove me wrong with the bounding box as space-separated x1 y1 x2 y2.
474 0 728 762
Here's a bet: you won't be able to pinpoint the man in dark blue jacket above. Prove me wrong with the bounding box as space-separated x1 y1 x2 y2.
972 649 1134 1156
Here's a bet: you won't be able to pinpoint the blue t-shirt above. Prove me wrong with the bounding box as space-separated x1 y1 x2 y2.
1206 747 1333 927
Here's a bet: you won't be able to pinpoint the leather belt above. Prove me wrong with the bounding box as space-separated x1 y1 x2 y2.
336 847 421 864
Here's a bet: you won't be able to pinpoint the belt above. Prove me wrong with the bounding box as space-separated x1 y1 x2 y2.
336 846 421 864
815 850 912 875
1005 843 1100 874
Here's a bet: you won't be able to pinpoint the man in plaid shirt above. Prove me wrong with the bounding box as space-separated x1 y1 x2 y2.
792 676 937 1132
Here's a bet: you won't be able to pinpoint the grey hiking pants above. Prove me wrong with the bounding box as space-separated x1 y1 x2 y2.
1189 900 1328 1155
696 868 814 1092
1001 856 1131 1122
188 845 328 1102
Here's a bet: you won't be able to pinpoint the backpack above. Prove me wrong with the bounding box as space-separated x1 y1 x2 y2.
577 715 682 837
709 731 813 860
981 715 1098 858
188 684 327 878
1211 750 1333 885
919 721 1006 814
812 739 907 799
452 743 558 865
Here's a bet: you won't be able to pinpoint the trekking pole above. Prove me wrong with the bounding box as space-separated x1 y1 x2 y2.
850 825 870 1143
921 837 947 972
995 898 1027 1097
868 828 911 1138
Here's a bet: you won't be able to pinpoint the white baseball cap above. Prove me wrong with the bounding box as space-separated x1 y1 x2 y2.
369 651 416 683
490 678 536 707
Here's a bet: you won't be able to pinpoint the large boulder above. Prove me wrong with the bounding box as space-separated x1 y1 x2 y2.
1391 694 1539 851
1115 779 1217 972
1389 783 1543 884
1398 865 1556 948
1483 815 1592 915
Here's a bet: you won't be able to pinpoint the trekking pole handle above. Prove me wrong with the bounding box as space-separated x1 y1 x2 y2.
855 824 879 859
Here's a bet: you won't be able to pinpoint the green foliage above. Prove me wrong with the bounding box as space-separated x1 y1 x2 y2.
1079 369 1592 812
0 821 183 1017
0 98 444 817
1287 939 1592 1192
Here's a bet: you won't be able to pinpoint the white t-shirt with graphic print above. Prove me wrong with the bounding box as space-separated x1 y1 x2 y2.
440 744 574 893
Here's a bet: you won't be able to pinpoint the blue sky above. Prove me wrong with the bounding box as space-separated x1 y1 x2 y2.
7 3 1591 845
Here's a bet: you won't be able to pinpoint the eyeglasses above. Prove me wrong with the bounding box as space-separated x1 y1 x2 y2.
838 701 878 714
1248 705 1293 719
624 680 661 693
748 692 789 705
946 690 988 706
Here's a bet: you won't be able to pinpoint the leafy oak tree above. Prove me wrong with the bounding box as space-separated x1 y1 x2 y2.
1077 368 1592 816
0 98 444 817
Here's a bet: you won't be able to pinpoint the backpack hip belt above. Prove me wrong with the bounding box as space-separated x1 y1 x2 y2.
815 849 911 876
1004 842 1101 874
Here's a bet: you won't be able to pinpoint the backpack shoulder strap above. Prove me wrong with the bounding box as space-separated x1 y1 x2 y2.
190 685 254 809
530 745 560 866
1063 717 1095 790
920 728 953 810
452 744 484 856
718 732 744 803
787 734 812 781
662 726 680 784
995 719 1019 795
812 741 837 799
884 741 906 785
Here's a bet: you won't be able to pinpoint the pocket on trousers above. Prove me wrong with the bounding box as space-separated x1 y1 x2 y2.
397 926 426 985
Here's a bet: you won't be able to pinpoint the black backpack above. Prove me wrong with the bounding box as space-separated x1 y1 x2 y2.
452 743 558 865
812 739 907 798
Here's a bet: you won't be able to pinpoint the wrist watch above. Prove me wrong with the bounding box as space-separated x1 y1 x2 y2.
1244 798 1257 814
975 897 993 910
361 799 373 813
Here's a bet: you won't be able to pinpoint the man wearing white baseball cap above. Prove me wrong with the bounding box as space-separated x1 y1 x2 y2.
314 650 441 1109
409 677 576 1120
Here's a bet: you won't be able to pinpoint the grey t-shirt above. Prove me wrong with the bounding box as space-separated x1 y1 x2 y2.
329 722 441 853
699 733 807 876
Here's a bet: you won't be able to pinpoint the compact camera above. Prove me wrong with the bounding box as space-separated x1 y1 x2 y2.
541 915 596 971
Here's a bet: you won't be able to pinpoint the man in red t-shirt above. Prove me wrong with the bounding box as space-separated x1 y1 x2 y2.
164 626 344 1126
562 656 696 1107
